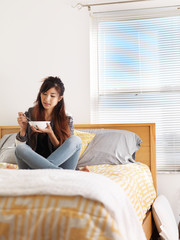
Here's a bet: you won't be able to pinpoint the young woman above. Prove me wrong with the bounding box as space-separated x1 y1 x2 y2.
15 76 82 170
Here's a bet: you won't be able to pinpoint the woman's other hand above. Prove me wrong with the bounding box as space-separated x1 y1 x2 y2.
31 123 60 148
30 123 53 134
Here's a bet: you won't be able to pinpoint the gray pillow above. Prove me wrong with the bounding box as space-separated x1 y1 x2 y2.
77 130 142 168
0 133 17 164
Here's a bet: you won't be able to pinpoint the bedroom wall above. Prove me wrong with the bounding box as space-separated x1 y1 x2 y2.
0 0 90 125
0 0 180 225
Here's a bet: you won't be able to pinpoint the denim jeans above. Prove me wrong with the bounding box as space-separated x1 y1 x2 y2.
15 135 82 170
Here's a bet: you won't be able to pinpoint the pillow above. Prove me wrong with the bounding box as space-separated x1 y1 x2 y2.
0 134 12 149
152 195 179 240
74 130 96 157
0 148 17 164
77 130 142 168
0 133 17 164
0 133 17 149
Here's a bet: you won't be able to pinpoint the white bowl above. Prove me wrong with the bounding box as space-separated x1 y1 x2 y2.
29 121 50 129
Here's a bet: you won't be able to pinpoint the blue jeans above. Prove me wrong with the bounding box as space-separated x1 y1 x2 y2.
15 135 82 170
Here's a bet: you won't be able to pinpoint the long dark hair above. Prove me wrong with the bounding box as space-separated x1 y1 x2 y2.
31 76 71 145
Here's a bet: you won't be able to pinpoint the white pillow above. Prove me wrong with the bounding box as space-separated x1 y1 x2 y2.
152 195 179 240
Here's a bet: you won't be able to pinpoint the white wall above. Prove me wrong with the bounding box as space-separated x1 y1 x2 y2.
0 0 179 225
0 0 90 125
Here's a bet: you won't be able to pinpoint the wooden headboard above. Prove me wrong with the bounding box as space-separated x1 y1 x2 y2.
0 123 156 189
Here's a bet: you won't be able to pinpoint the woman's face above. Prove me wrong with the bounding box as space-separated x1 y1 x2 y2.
40 87 62 112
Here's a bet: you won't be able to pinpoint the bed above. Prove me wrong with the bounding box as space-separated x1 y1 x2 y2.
0 123 156 240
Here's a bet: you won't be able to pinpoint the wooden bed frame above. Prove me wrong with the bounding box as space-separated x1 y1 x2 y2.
0 123 156 239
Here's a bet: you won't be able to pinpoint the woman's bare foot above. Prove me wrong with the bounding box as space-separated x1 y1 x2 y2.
79 166 90 172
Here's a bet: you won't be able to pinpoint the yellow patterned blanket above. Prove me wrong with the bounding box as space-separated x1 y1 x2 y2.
0 163 155 240
88 163 156 223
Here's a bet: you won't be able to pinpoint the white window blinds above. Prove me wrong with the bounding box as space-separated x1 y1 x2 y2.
90 8 180 171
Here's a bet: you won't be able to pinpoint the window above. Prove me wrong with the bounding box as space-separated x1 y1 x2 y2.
90 8 180 171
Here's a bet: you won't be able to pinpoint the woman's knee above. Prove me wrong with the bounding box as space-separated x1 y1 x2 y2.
68 135 82 149
15 144 28 158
